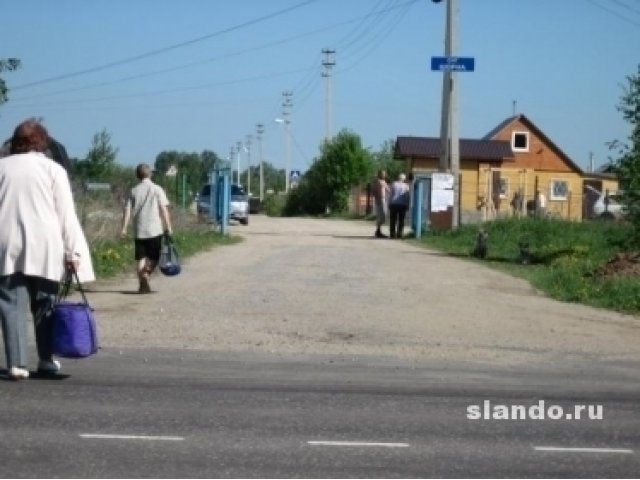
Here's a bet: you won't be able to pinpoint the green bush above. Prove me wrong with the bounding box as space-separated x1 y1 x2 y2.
263 193 287 217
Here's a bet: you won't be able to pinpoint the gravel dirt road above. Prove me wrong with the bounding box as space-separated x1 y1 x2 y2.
88 215 640 368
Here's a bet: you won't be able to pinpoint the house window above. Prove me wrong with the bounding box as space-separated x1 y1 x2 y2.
512 131 529 152
550 179 570 201
499 178 509 199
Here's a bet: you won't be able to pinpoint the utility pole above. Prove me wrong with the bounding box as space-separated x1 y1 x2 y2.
282 91 293 193
229 146 236 183
245 134 252 195
256 123 265 201
437 0 460 228
322 48 336 141
236 141 243 186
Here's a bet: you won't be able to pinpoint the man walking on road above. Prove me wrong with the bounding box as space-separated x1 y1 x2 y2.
120 164 172 293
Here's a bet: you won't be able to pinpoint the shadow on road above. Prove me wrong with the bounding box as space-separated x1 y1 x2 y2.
83 289 151 295
331 235 378 240
0 368 71 381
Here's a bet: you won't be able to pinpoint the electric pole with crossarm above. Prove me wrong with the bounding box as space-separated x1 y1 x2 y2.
322 48 336 141
256 123 265 201
435 0 460 228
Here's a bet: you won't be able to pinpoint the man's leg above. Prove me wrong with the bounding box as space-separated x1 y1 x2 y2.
389 205 398 238
397 206 407 238
135 238 154 293
137 257 151 293
137 235 162 293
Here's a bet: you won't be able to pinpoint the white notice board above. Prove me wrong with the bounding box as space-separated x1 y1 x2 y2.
430 173 454 212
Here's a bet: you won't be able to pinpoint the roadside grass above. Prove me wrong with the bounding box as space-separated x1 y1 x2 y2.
84 206 240 279
415 217 640 315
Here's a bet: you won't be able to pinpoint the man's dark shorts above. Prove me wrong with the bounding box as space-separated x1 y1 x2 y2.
134 235 163 262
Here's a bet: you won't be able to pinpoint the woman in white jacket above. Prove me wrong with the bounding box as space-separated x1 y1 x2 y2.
0 119 94 380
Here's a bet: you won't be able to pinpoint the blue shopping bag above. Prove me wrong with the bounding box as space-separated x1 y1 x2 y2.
50 270 98 358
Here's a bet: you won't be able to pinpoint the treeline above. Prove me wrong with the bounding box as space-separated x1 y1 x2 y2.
69 129 288 206
69 127 403 216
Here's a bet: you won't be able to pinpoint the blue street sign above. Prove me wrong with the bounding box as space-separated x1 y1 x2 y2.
431 56 475 72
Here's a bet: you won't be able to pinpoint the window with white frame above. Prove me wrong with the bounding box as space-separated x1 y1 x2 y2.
511 131 529 152
550 179 570 201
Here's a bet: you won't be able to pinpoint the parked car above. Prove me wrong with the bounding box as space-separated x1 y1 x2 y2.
586 185 626 220
197 183 249 225
248 196 262 214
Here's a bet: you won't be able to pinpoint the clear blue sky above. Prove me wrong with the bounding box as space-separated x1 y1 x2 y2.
2 0 639 174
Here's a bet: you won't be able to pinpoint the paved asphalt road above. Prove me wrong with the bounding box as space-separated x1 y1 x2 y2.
1 348 639 478
2 216 640 478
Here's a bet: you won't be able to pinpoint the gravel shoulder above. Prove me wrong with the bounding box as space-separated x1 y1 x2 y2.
87 215 640 368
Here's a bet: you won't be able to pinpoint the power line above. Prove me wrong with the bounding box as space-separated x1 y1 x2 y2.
585 0 640 27
260 55 321 125
11 0 419 104
8 67 315 107
0 96 272 112
292 0 417 112
12 28 340 103
334 0 392 48
292 2 402 112
11 0 318 91
7 0 415 130
340 0 402 56
608 0 640 17
337 1 414 74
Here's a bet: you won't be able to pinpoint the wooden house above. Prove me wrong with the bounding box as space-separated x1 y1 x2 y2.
394 114 604 223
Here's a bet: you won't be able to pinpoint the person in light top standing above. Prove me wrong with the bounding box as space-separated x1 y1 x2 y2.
0 119 94 380
372 169 390 238
120 164 173 294
388 173 411 239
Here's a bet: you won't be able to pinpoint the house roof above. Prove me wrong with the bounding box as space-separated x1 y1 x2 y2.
482 116 518 141
596 162 616 174
483 114 584 174
394 136 513 161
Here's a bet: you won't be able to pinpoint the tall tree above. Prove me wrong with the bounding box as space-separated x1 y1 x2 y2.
288 129 372 214
613 64 640 240
74 129 118 181
0 58 20 106
371 138 405 181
